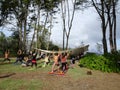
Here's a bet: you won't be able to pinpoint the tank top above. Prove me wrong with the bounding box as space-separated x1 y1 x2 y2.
61 56 67 63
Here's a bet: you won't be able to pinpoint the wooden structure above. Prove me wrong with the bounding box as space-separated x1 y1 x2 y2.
35 45 89 56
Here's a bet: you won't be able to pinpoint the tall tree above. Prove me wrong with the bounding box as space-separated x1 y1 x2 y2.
112 0 117 51
38 0 60 49
91 0 118 53
60 0 77 50
76 0 119 54
0 0 31 52
91 0 108 54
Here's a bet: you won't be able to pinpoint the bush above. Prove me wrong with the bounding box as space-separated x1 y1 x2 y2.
79 53 120 73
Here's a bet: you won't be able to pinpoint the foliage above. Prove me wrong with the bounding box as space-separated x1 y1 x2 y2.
0 31 7 54
48 41 59 51
0 30 60 57
0 31 19 57
41 0 60 12
79 53 120 72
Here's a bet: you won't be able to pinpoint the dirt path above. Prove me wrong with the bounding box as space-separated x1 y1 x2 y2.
7 69 120 90
0 61 120 90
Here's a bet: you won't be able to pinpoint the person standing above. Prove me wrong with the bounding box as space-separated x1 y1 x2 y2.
2 50 11 63
61 52 69 73
50 53 59 73
14 49 23 64
70 54 75 69
31 50 38 69
42 54 50 67
26 51 33 66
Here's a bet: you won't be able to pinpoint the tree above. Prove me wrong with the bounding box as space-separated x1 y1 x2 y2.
74 0 119 54
91 0 119 54
91 0 108 54
37 0 60 50
48 41 60 50
0 0 60 51
0 0 31 52
60 0 77 50
105 0 118 53
0 31 6 52
0 31 16 55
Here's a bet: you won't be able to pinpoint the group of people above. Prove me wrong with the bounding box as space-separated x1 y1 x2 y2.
14 49 39 68
50 52 69 74
1 49 82 74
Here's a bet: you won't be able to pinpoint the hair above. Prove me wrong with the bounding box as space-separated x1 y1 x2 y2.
65 52 67 56
54 53 58 56
62 53 66 58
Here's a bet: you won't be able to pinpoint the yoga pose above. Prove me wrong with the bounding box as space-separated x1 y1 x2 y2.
50 53 59 73
43 54 50 67
2 50 11 63
31 50 38 68
14 49 23 64
61 52 69 73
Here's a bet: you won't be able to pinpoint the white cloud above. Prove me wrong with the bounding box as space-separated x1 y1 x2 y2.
51 6 120 52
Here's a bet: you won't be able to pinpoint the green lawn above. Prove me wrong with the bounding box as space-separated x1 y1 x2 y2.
0 59 98 90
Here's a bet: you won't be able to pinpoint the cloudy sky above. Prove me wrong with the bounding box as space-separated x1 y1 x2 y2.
51 6 120 52
0 1 120 53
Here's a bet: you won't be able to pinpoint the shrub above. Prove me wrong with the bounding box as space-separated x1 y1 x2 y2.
79 53 120 73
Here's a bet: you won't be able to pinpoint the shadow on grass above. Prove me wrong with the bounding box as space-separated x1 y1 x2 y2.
0 73 16 78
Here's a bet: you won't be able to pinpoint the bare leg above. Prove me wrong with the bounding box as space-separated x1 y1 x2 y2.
43 62 46 67
51 62 55 72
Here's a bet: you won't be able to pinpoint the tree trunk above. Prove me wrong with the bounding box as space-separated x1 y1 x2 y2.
29 20 37 51
113 0 117 51
92 0 108 54
102 22 108 54
106 4 114 53
101 0 108 54
61 0 66 50
23 19 27 52
47 14 52 50
66 0 76 50
18 21 23 50
37 4 41 49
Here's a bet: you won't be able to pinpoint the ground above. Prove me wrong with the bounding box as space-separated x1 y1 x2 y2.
0 59 120 90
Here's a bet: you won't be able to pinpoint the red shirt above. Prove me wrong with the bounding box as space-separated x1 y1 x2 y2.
61 56 67 63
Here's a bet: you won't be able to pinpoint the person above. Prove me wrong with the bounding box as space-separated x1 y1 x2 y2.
61 52 69 73
50 53 59 73
42 54 50 67
31 50 38 69
58 52 62 65
21 51 32 67
40 52 45 59
70 54 75 69
36 51 41 60
14 49 23 64
26 51 32 66
2 50 11 63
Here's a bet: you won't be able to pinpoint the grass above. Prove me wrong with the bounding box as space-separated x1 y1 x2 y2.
0 78 43 90
0 58 95 90
68 66 90 79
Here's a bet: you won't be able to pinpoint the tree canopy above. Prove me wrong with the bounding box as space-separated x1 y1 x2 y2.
0 0 120 55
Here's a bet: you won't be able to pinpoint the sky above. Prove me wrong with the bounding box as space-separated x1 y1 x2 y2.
51 6 120 52
0 1 120 53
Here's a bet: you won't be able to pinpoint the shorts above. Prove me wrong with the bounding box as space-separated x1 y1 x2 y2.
71 60 75 64
32 59 36 63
